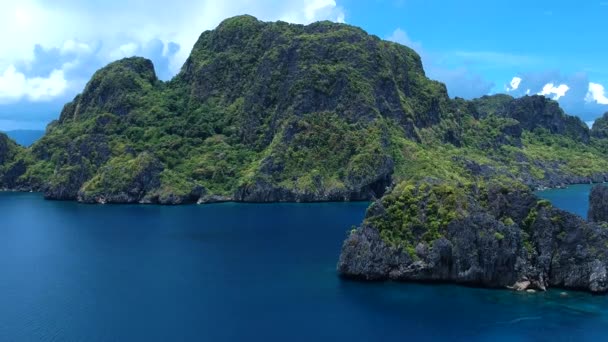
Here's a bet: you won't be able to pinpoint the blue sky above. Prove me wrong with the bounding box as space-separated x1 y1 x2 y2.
0 0 607 130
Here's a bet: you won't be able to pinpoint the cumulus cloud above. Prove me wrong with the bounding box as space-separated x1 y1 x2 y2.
538 83 570 100
60 40 94 56
0 66 67 103
303 0 345 23
0 0 346 106
585 82 608 105
109 43 140 61
500 71 608 121
506 77 522 92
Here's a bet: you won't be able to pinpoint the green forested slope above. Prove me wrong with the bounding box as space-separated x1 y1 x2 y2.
0 15 606 204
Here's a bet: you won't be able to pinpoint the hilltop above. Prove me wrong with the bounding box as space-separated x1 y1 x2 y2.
0 15 606 204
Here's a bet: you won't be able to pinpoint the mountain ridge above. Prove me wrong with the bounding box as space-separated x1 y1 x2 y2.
1 130 45 147
0 15 606 204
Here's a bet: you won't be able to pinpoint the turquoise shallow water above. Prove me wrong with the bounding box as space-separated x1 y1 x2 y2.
0 187 606 341
535 184 596 219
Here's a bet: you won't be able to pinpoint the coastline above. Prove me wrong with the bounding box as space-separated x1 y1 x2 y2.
2 176 608 205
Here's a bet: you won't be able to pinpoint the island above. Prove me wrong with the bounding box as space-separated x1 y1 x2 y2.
0 15 606 205
0 15 608 292
339 182 608 293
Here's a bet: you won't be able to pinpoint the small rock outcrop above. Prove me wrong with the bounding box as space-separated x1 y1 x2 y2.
591 113 608 139
43 134 112 200
589 184 608 223
77 152 163 204
338 181 608 293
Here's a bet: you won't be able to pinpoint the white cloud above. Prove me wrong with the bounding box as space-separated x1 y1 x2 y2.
506 76 522 92
109 43 140 61
538 83 569 100
0 0 346 104
60 40 93 56
387 28 423 52
585 82 608 105
0 65 67 103
499 71 608 122
586 121 595 128
303 0 344 22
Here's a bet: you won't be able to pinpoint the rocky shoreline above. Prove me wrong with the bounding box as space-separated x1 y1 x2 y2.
1 177 392 205
1 174 607 205
338 183 608 294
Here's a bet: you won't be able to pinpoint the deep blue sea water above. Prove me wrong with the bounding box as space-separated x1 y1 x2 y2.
0 185 606 341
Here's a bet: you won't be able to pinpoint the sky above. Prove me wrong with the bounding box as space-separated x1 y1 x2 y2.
0 0 607 130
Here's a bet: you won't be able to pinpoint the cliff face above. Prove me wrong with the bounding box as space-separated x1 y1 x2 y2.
59 58 158 123
179 16 449 143
592 113 608 139
338 182 608 293
589 185 608 223
0 15 607 204
0 133 16 166
472 95 590 143
2 16 450 203
0 133 26 190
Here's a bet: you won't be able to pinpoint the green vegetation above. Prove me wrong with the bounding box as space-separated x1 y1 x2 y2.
0 15 606 206
591 112 608 139
502 217 515 226
0 133 19 167
366 181 469 251
80 152 161 199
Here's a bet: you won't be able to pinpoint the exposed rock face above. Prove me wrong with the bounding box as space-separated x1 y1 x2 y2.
0 133 29 190
25 16 440 204
77 152 164 204
180 15 449 144
0 133 14 165
234 155 393 202
0 16 607 205
58 57 158 122
338 182 608 293
504 96 590 143
43 134 111 200
454 156 608 190
472 95 590 143
1 160 28 190
233 173 391 203
591 113 608 139
589 185 608 223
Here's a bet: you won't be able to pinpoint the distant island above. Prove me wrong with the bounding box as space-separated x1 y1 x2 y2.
1 15 608 292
